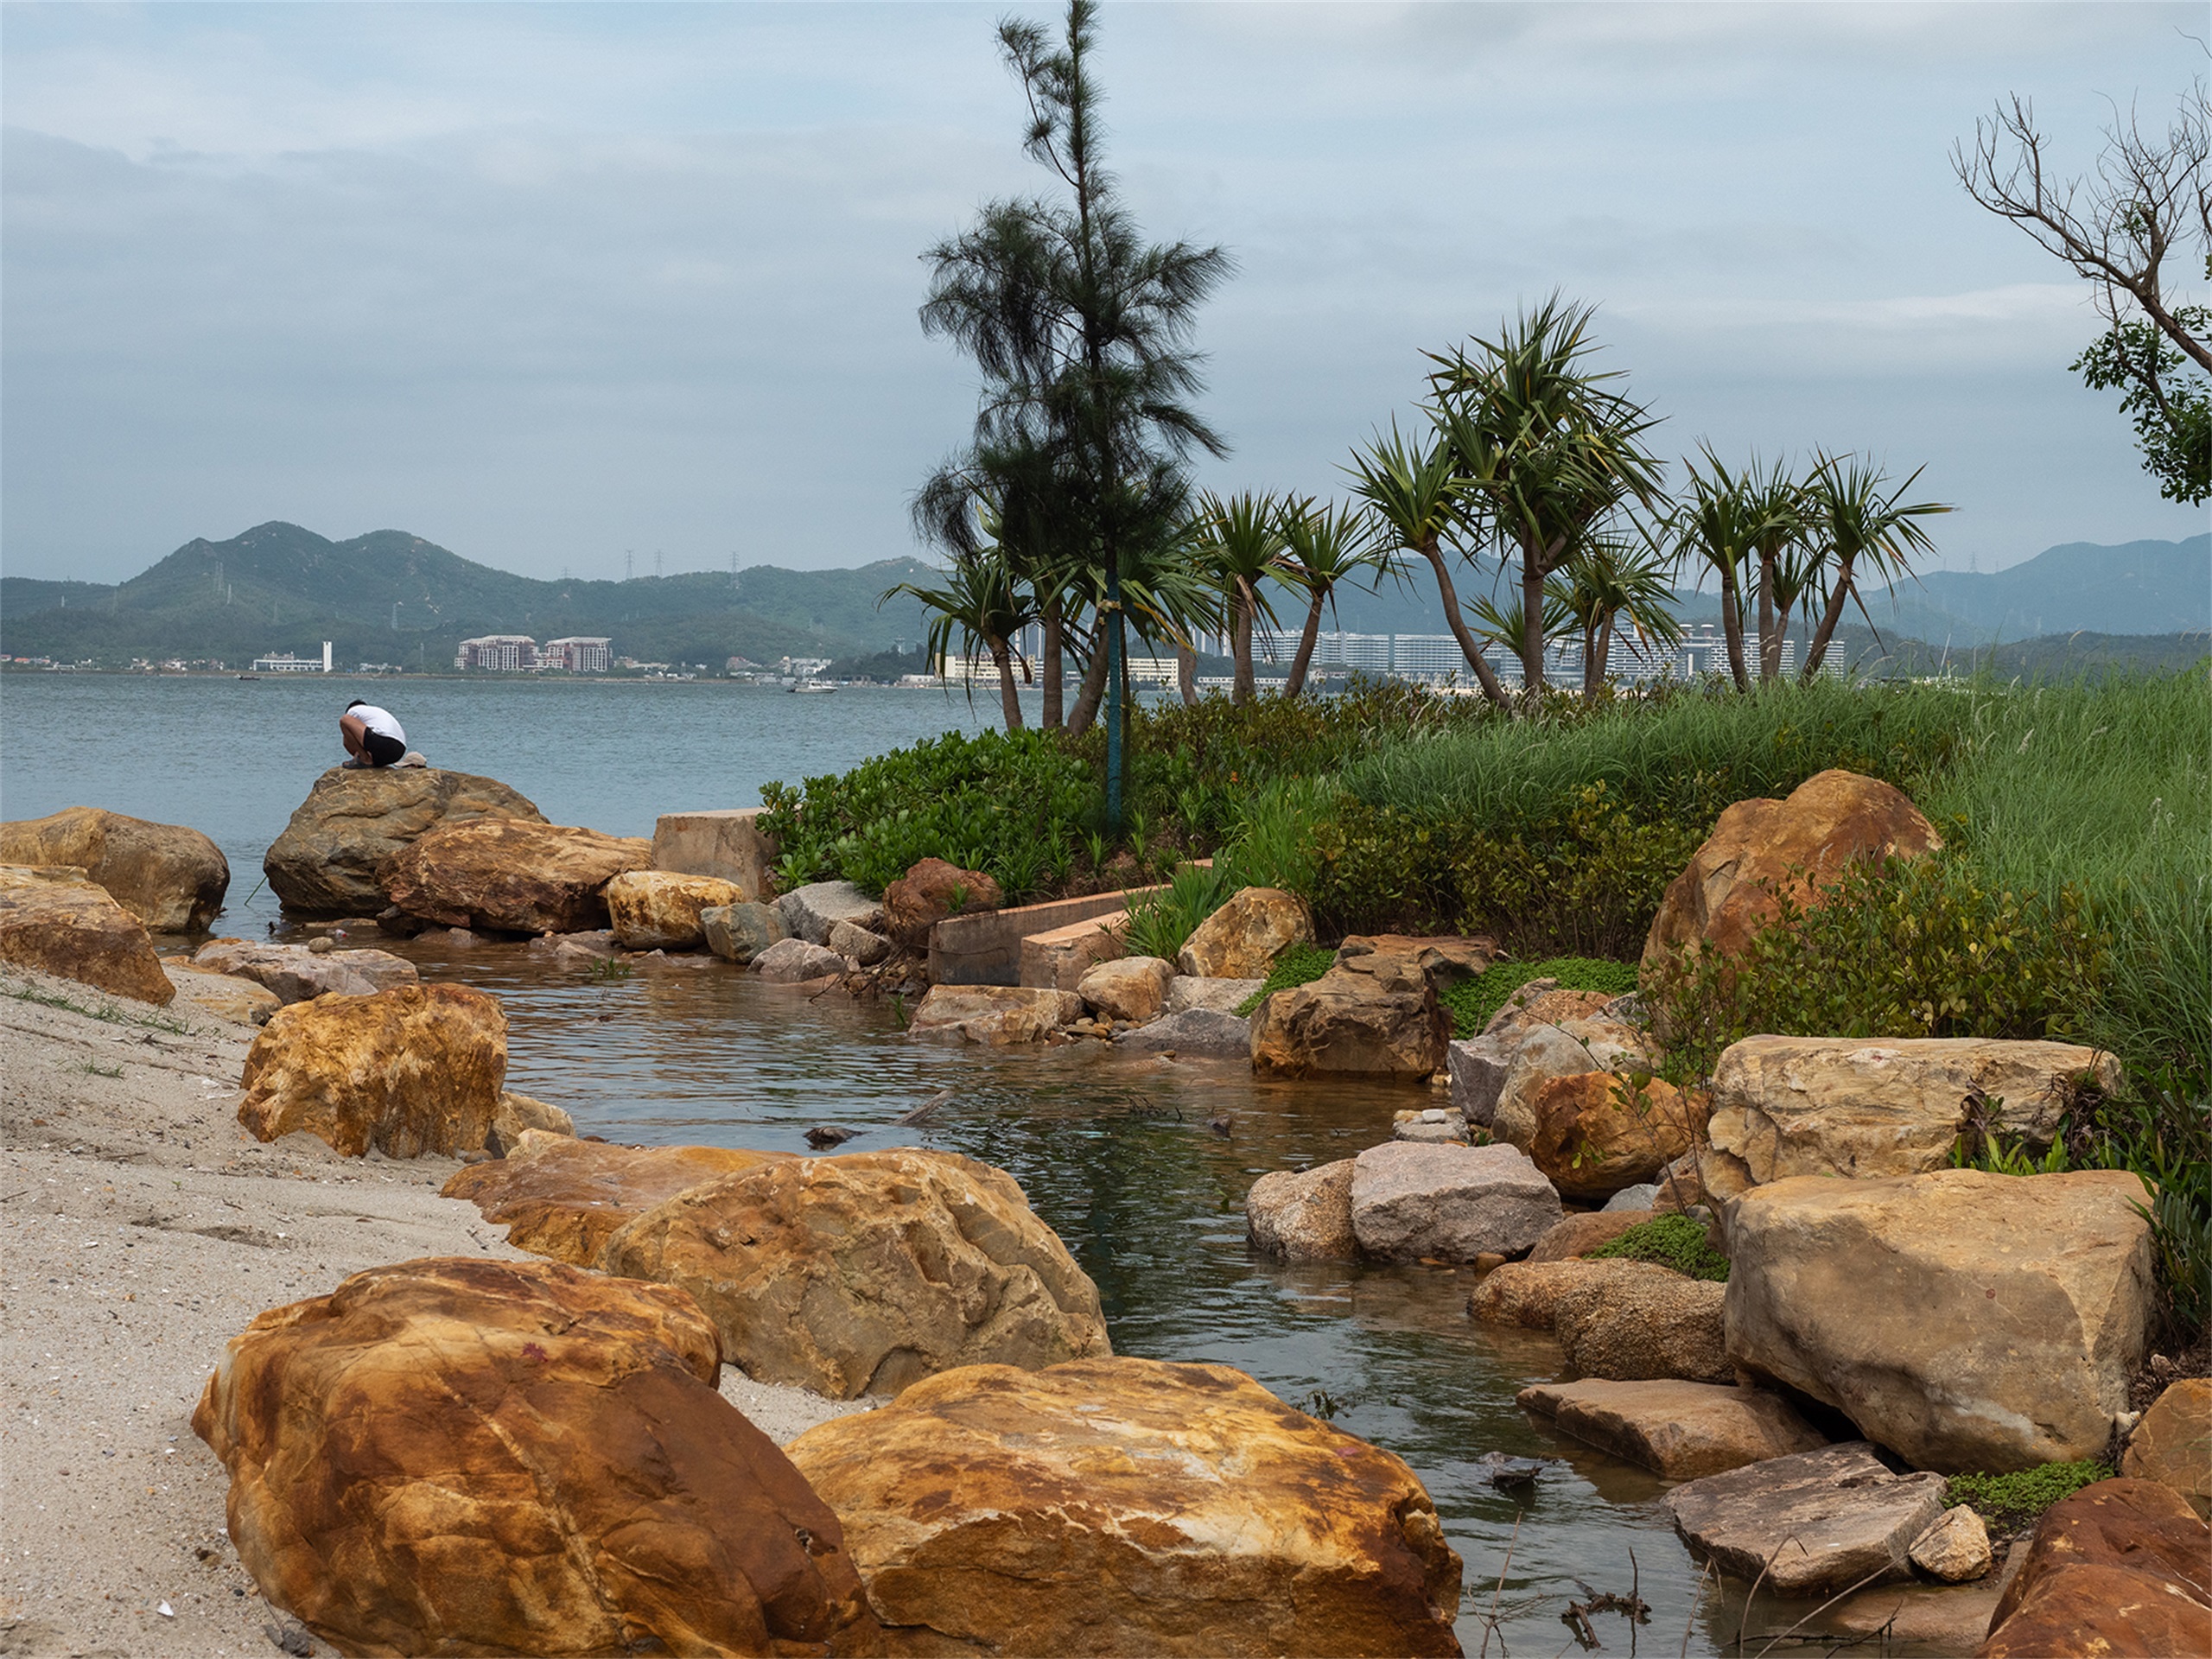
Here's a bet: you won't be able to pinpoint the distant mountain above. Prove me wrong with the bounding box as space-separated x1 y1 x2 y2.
0 522 937 669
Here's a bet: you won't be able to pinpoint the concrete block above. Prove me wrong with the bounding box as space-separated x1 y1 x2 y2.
650 809 778 901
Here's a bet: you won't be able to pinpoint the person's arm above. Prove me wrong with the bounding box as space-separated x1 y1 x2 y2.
340 712 366 759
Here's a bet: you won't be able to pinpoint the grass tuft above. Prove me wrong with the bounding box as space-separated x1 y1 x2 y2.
1586 1213 1731 1281
1944 1461 2112 1531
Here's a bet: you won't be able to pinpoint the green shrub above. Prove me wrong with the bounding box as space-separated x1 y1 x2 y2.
1438 956 1642 1038
1235 944 1338 1014
1586 1214 1731 1281
1945 1462 2112 1531
1120 862 1241 962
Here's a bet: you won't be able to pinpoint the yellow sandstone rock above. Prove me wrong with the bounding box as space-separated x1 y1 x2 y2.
0 865 175 1005
0 806 229 931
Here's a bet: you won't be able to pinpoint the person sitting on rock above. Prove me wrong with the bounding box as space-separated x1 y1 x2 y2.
339 700 408 770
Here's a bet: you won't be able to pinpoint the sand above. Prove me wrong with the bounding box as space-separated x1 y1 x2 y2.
0 963 869 1658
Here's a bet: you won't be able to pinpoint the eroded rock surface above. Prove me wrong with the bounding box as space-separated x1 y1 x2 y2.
238 983 507 1158
702 900 787 964
1908 1506 1992 1583
380 818 652 934
881 858 1001 949
2121 1378 2212 1518
0 865 175 1004
1250 952 1452 1079
1166 974 1263 1014
1665 1442 1948 1598
192 1256 879 1658
162 962 281 1026
1077 955 1174 1024
1528 1071 1701 1200
1246 1160 1357 1262
1980 1478 2212 1658
785 1357 1464 1657
1526 1209 1655 1263
0 806 228 931
601 1148 1110 1398
1726 1169 2155 1471
1350 1141 1561 1262
263 766 546 915
1177 887 1313 978
779 880 886 947
604 868 744 950
1517 1379 1827 1480
906 983 1081 1045
1468 1258 1688 1331
755 937 849 983
193 938 419 1004
1489 1016 1650 1151
1112 1007 1253 1058
1554 1271 1730 1383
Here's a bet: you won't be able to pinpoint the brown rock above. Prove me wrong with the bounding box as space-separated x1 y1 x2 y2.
2122 1378 2212 1518
1490 1017 1653 1151
1517 1379 1827 1479
1249 953 1452 1080
601 1149 1110 1399
881 857 1002 949
1910 1506 1993 1583
1726 1169 2156 1471
443 1131 789 1265
1177 886 1313 978
192 1256 879 1658
193 938 419 1004
755 937 849 983
491 1090 574 1145
378 817 652 933
1643 767 1942 982
1981 1478 2212 1656
1528 1071 1701 1200
264 766 547 915
1467 1257 1690 1331
604 868 745 950
1554 1271 1731 1383
1666 1442 1948 1599
0 865 175 1004
785 1357 1463 1657
1526 1209 1656 1263
905 983 1082 1045
1335 932 1497 988
650 807 778 899
1076 955 1175 1024
162 962 281 1026
1245 1160 1357 1262
238 983 507 1158
0 806 229 931
1704 1035 2125 1189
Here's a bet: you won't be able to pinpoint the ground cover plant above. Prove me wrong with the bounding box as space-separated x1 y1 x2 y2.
1438 957 1641 1035
1586 1214 1731 1282
1944 1462 2112 1533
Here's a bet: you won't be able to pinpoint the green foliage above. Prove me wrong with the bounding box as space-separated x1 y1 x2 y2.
1587 1214 1731 1282
759 728 1097 899
1945 1462 2112 1532
1438 956 1641 1039
2073 313 2212 505
1236 944 1338 1014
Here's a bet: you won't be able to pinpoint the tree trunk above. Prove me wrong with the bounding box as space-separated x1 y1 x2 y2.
1582 615 1609 698
1801 555 1856 683
1283 596 1325 698
990 639 1025 730
1718 563 1751 691
1175 637 1198 705
1041 595 1065 728
1230 579 1255 706
1065 631 1112 736
1757 552 1781 683
1520 555 1548 692
1412 541 1512 706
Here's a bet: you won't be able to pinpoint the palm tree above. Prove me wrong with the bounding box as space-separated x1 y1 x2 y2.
888 545 1036 730
1667 448 1765 690
1190 491 1290 704
1345 423 1511 704
1429 296 1666 693
1799 454 1953 681
1553 536 1684 695
1273 498 1382 696
1740 454 1816 684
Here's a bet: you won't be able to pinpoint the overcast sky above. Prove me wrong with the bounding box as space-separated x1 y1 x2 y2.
3 1 2206 584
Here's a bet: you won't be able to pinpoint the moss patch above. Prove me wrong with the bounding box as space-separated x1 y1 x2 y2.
1586 1213 1730 1281
1439 956 1640 1039
1944 1461 2112 1531
1235 944 1338 1015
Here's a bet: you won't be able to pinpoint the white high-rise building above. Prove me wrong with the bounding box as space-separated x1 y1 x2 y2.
454 635 539 671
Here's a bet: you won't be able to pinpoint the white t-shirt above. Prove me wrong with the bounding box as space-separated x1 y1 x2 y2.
349 704 406 746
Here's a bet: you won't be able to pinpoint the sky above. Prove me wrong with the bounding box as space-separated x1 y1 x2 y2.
3 0 2207 584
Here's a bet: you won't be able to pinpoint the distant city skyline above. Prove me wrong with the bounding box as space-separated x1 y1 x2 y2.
3 1 2206 584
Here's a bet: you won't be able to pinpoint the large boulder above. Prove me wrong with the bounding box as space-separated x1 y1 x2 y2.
650 807 778 899
1335 932 1496 984
1467 1257 1688 1330
601 1149 1111 1399
1245 1160 1357 1262
0 806 228 931
193 938 419 1004
906 983 1081 1045
754 937 849 983
1528 1070 1702 1200
1554 1271 1731 1383
701 899 787 963
1177 887 1312 978
264 766 547 915
1518 1380 1827 1480
379 817 652 934
442 1131 791 1265
1704 1035 2125 1190
1349 1141 1562 1262
1642 767 1942 979
785 1357 1463 1658
1112 1007 1254 1058
881 858 1001 949
1077 955 1175 1024
2121 1378 2212 1518
192 1256 878 1658
1726 1168 2156 1471
1249 952 1452 1080
162 961 281 1026
1665 1442 1947 1598
604 869 744 950
1165 973 1262 1014
779 880 887 948
1489 1014 1652 1151
238 983 507 1158
0 866 175 1003
1980 1478 2212 1658
1526 1208 1656 1263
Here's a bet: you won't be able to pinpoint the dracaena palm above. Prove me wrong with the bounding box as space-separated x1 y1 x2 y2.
1190 490 1292 705
887 541 1036 732
1739 454 1817 684
1553 535 1685 696
1667 447 1766 690
1800 454 1953 681
1273 497 1383 697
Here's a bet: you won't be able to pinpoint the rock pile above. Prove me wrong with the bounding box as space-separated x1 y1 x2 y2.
0 806 229 931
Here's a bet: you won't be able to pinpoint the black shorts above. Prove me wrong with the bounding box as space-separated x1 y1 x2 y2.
362 731 406 766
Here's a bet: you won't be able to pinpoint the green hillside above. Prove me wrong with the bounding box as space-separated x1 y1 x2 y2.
0 522 937 670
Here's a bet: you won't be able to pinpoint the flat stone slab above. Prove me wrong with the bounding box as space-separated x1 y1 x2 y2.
1350 1141 1561 1263
1113 1007 1251 1058
1166 974 1263 1015
1664 1442 1947 1598
1518 1379 1827 1480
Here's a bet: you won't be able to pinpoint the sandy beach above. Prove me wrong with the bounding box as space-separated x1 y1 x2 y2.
0 963 868 1659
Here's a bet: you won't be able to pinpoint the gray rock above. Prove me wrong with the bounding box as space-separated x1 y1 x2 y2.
1393 1109 1471 1144
827 919 893 966
1448 1035 1514 1127
1112 1007 1253 1058
776 880 884 946
1664 1443 1948 1598
1165 975 1265 1015
1245 1160 1357 1262
192 939 419 1005
1481 977 1560 1035
1349 1141 1563 1263
1605 1183 1662 1212
753 937 847 984
1554 1273 1732 1383
700 901 784 964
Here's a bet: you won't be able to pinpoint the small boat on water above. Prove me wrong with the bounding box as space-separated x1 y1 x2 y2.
236 673 260 680
790 680 836 695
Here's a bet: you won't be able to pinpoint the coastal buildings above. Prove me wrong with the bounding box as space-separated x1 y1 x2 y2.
250 642 333 672
452 634 613 671
541 636 613 672
454 634 539 671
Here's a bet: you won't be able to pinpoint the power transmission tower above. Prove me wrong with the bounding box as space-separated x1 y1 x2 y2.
654 550 664 580
625 551 633 582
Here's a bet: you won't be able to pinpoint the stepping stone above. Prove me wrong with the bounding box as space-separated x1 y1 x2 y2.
1663 1442 1946 1597
1517 1379 1827 1480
